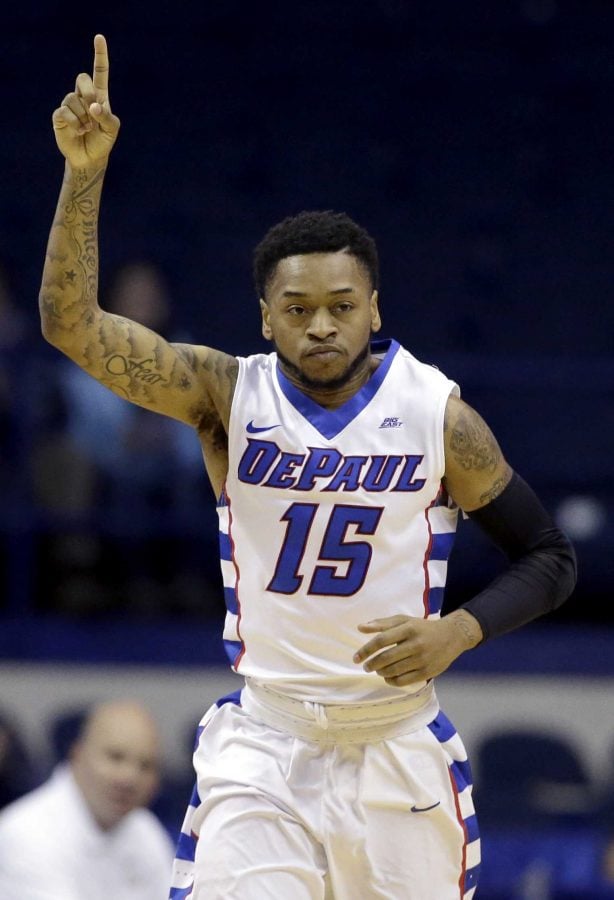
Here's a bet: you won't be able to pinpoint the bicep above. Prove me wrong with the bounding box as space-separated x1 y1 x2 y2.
58 310 237 429
442 393 512 512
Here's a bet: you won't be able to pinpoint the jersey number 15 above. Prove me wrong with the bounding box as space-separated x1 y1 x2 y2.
267 502 383 597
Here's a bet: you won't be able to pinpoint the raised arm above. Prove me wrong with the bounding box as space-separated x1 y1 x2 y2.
39 35 237 433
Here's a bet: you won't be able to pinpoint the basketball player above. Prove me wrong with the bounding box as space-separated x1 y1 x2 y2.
41 35 576 900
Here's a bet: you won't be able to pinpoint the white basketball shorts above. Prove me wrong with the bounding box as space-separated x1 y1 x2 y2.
169 685 479 900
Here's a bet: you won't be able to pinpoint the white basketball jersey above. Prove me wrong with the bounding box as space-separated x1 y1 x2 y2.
218 338 460 703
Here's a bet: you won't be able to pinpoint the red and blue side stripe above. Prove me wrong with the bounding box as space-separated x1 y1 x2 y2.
428 710 480 899
168 691 242 900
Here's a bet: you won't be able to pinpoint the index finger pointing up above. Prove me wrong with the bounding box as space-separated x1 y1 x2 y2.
93 33 109 96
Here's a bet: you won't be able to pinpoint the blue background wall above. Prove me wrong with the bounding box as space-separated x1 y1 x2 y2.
1 0 613 651
1 6 614 897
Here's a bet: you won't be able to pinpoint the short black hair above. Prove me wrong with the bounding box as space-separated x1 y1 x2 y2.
253 210 379 299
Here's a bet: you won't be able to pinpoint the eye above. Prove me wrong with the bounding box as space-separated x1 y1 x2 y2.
106 749 126 763
335 302 354 314
286 305 306 316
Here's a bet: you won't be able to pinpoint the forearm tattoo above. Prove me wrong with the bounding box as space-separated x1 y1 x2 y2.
39 167 105 339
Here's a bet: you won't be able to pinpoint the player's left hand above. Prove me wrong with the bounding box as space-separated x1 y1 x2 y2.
52 34 120 169
353 611 481 687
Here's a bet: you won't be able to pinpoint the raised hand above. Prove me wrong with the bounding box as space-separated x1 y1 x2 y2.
52 34 120 168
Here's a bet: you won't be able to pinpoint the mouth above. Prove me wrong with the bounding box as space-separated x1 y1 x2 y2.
110 790 137 809
304 345 343 359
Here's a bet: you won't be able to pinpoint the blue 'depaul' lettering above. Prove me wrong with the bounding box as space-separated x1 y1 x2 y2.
238 438 426 493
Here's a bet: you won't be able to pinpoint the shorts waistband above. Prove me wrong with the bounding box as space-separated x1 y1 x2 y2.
241 680 439 744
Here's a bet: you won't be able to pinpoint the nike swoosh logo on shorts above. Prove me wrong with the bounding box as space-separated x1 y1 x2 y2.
246 420 281 434
411 801 441 813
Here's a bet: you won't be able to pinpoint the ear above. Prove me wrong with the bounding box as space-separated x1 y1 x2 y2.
260 298 273 341
369 290 381 333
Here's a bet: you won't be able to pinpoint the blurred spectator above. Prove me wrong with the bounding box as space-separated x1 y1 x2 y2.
57 259 204 518
0 699 174 900
27 260 216 619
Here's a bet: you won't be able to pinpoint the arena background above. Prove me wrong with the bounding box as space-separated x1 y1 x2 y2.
1 2 613 897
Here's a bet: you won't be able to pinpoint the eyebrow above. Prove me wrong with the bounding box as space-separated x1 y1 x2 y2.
281 287 355 298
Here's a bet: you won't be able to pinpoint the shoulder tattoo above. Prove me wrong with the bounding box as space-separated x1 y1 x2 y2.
447 408 500 474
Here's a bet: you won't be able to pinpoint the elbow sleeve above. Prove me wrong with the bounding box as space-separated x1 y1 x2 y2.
461 472 577 641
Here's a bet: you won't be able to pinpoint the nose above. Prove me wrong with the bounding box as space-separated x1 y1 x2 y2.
306 307 338 340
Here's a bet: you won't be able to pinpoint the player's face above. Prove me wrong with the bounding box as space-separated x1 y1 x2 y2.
71 707 160 830
260 251 381 392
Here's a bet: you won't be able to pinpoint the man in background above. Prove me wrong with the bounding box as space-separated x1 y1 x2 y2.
0 699 174 900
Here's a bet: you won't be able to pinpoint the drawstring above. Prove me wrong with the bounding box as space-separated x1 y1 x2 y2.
303 700 329 729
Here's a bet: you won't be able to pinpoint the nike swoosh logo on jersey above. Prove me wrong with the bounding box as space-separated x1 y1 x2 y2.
410 801 441 813
246 420 281 434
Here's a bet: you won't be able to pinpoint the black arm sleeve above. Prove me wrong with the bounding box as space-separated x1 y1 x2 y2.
461 471 577 642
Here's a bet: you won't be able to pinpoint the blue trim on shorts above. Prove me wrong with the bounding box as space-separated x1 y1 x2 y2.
169 887 193 900
450 758 473 792
215 688 242 708
427 709 457 744
428 709 480 897
223 638 244 666
175 830 198 862
188 782 200 807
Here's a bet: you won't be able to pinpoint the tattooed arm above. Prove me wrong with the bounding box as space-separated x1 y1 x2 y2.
429 393 513 651
39 34 237 442
354 392 576 686
352 394 506 683
442 393 513 511
442 392 575 643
